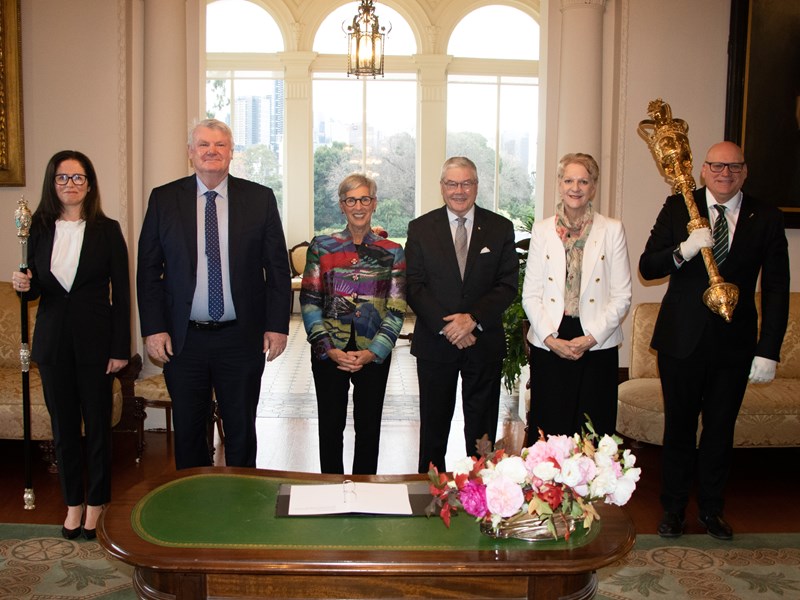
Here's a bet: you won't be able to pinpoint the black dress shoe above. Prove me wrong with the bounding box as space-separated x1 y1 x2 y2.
657 511 685 538
698 513 733 540
61 526 81 540
82 527 97 541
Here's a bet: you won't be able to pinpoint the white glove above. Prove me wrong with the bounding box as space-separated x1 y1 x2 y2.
749 356 777 384
679 227 713 261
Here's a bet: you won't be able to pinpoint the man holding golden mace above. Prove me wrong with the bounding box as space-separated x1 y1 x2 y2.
638 99 790 541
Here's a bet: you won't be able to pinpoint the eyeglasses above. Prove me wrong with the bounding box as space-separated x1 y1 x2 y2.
704 161 745 174
341 196 375 207
443 180 477 191
55 173 88 186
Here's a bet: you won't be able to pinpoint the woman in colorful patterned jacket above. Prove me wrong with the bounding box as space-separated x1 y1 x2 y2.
300 174 406 474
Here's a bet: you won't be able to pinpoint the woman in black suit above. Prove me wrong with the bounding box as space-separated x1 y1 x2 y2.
11 151 130 540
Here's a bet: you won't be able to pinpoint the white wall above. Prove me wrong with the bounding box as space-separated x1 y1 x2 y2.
1 0 128 275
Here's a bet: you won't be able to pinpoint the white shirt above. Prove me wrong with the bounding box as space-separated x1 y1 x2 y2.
446 206 476 249
706 189 742 247
51 219 86 292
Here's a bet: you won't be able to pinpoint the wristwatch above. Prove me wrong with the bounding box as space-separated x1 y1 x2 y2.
672 245 684 265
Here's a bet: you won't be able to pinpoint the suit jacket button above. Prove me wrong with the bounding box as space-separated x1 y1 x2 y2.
595 277 600 283
589 298 595 303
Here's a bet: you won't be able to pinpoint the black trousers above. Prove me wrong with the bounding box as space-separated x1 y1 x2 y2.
164 324 265 469
39 324 114 507
657 342 750 516
311 351 391 475
416 354 502 474
527 316 619 440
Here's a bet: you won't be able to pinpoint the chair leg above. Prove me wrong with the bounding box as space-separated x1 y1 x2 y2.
134 397 146 463
213 399 225 445
165 406 172 441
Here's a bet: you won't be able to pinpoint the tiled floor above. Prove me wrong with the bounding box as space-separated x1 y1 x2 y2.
255 315 523 473
258 315 519 421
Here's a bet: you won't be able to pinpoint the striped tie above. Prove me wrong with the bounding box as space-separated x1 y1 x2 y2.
712 204 728 265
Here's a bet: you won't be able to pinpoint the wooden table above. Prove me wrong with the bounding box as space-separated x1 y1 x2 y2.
99 467 635 599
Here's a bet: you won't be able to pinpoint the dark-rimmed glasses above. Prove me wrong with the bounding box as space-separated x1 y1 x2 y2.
442 180 476 191
55 173 88 186
341 196 375 207
704 161 745 174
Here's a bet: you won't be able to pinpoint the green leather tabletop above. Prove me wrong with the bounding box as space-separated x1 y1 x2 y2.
131 473 599 551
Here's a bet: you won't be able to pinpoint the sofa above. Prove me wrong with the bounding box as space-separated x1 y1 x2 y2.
616 292 800 448
0 282 135 470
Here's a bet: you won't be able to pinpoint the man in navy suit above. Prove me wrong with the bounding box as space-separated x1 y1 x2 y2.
137 119 291 469
640 141 790 540
406 156 519 473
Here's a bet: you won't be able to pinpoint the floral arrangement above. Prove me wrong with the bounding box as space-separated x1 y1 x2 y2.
426 423 641 540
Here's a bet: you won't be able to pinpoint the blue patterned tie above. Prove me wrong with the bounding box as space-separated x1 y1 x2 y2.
712 204 728 265
205 191 224 321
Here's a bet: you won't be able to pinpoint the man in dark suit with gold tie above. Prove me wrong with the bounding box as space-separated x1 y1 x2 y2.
406 156 519 473
137 119 291 470
640 141 790 540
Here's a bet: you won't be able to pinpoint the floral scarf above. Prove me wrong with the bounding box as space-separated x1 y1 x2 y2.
555 201 594 317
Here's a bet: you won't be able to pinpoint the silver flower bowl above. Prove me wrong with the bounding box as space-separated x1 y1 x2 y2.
480 512 578 542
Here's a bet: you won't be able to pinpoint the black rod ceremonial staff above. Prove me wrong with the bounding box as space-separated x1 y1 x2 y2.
14 196 35 510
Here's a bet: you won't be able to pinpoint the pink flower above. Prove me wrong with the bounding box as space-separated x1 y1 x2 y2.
546 435 577 462
485 475 524 518
459 479 488 517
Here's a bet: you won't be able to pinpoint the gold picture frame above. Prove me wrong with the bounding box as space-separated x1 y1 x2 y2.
0 0 24 186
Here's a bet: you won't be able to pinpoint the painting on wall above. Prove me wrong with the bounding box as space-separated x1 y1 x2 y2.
725 0 800 228
0 0 24 187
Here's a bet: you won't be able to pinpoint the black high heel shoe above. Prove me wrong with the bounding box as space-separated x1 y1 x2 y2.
81 527 96 540
62 525 82 540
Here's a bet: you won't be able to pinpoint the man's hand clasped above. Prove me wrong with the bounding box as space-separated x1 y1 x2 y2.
442 313 478 349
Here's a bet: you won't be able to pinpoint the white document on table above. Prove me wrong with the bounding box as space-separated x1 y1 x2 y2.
288 482 412 516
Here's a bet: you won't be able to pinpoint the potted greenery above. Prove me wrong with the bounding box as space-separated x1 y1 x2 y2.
501 215 534 394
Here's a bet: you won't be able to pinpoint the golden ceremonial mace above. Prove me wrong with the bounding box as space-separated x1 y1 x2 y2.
14 196 35 510
638 99 739 322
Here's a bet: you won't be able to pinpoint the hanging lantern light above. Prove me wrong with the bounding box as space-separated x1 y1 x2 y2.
344 0 391 78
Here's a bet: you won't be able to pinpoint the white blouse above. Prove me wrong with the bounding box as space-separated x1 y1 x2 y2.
51 219 86 292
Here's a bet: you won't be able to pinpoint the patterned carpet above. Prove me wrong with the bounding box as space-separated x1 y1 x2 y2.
1 523 798 599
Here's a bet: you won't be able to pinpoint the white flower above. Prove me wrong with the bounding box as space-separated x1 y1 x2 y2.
494 455 528 484
588 466 617 498
532 459 559 482
622 449 637 469
596 435 619 457
452 456 476 476
556 455 597 497
607 468 641 505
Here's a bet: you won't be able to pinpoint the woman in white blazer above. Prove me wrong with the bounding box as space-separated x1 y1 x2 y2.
522 153 631 439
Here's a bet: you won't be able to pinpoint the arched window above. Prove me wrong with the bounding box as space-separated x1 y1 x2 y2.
205 0 285 217
311 3 418 238
447 6 539 228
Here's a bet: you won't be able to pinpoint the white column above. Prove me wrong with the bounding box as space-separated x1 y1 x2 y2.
142 0 189 200
413 54 451 216
556 0 606 164
279 52 316 246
